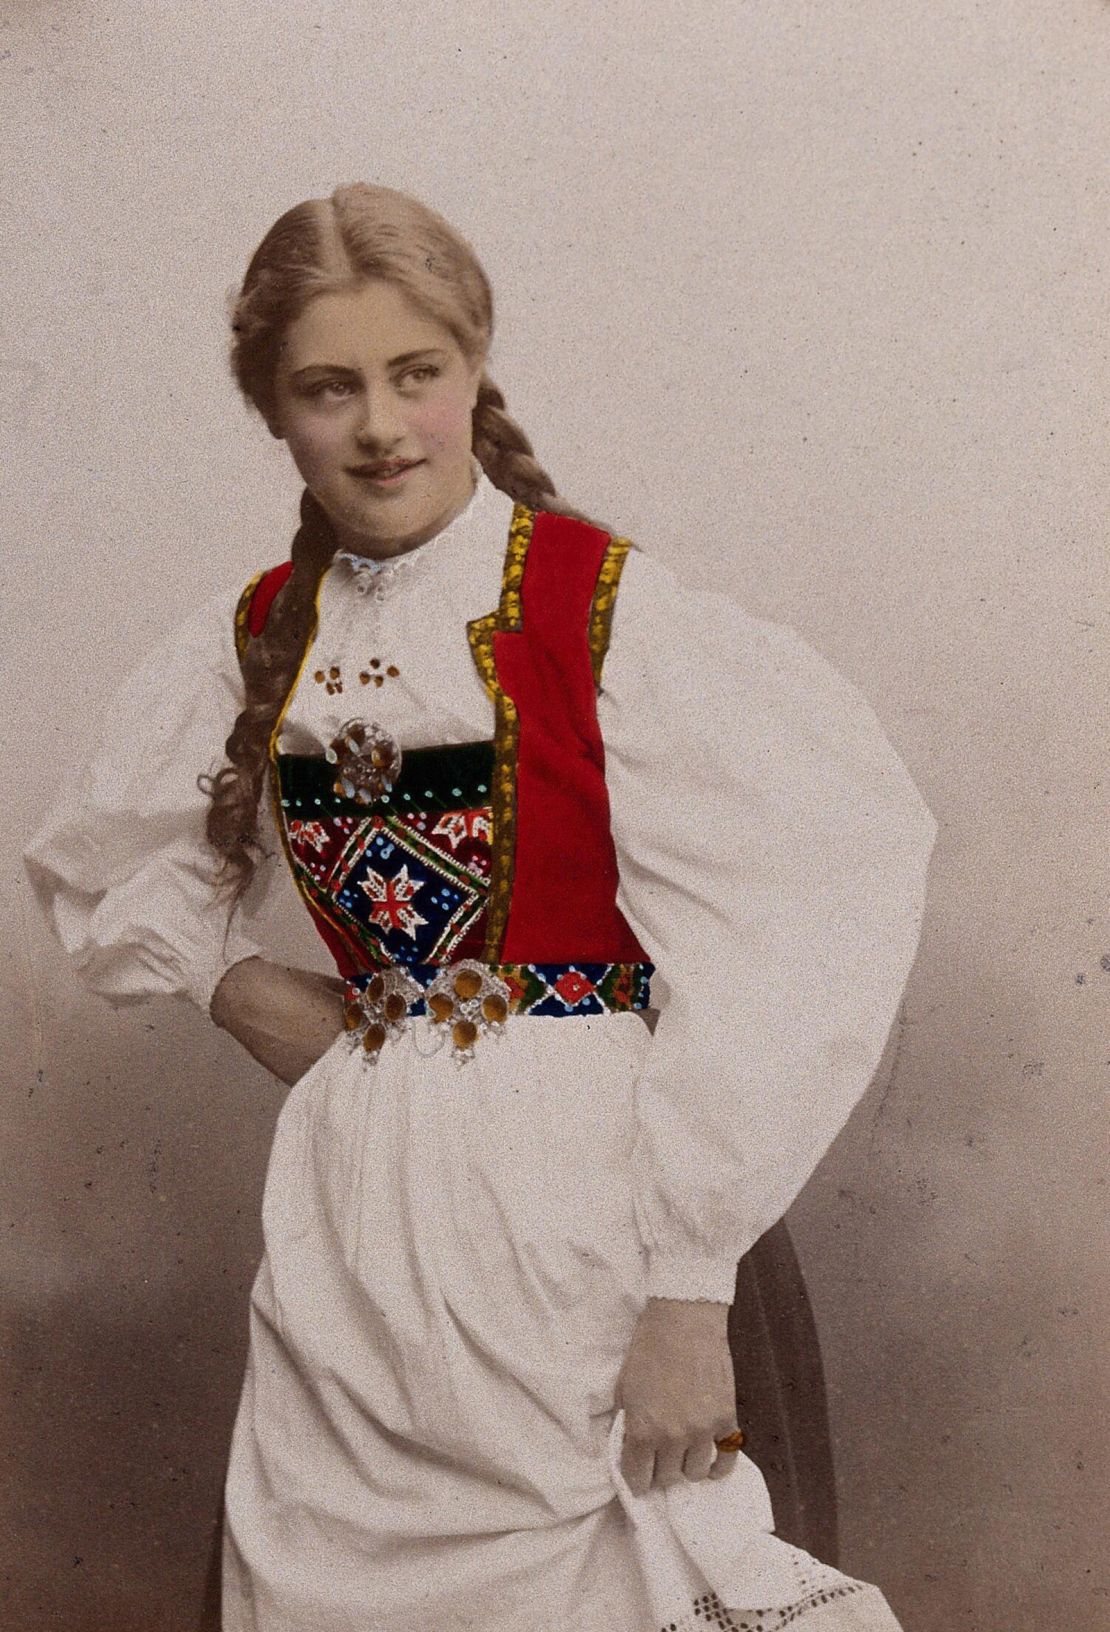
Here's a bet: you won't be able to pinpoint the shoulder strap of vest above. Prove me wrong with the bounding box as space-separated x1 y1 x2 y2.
529 509 635 688
233 561 295 663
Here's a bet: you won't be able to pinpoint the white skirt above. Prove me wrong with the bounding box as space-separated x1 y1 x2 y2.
221 1012 902 1632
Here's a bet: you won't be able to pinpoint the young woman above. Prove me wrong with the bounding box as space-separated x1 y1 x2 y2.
26 183 935 1631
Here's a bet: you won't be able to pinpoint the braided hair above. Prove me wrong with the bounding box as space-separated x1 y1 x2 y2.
203 183 595 901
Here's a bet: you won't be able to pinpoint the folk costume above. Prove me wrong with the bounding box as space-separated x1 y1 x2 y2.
26 469 935 1632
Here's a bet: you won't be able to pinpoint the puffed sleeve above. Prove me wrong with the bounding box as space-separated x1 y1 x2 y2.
599 551 937 1303
23 588 265 1012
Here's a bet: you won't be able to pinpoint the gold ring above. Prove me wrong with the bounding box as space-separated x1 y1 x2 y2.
714 1429 745 1455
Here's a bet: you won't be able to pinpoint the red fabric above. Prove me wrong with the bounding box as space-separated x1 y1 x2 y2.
302 893 360 979
493 511 647 963
247 561 294 637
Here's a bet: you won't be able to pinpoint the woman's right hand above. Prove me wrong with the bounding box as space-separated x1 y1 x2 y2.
209 956 346 1085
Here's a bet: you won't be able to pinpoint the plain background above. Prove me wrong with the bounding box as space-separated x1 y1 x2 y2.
2 2 1107 1628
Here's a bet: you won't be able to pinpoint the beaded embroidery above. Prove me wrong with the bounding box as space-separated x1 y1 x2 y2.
279 753 493 971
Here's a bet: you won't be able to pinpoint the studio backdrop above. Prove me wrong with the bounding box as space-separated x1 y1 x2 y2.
2 4 1106 1630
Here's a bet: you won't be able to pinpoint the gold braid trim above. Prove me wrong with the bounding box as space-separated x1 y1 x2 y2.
233 569 266 665
588 534 634 687
466 503 533 960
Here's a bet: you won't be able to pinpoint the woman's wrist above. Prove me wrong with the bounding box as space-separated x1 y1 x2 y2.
207 955 346 1084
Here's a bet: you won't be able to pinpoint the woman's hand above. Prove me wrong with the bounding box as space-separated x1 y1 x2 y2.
209 955 346 1085
615 1296 740 1495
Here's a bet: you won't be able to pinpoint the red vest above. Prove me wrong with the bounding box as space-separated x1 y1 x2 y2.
237 503 647 969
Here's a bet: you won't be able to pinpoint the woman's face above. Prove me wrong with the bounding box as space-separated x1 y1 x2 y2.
269 279 483 556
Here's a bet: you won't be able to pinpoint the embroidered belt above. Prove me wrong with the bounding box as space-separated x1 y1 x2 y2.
343 957 654 1063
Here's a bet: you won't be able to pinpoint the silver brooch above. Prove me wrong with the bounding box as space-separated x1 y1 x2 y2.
325 719 402 804
343 967 424 1058
424 960 511 1063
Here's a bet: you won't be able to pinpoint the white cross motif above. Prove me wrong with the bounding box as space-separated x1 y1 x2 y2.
358 864 428 941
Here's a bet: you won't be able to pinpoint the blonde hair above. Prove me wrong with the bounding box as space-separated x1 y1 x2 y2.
205 183 590 900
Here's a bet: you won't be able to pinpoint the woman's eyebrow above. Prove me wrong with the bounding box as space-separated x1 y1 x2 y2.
288 348 447 382
387 347 448 367
289 362 360 381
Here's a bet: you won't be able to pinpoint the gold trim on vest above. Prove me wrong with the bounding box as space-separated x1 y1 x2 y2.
234 568 266 665
588 534 634 687
465 503 534 962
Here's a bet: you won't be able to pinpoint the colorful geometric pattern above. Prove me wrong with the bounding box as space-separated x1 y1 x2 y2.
276 742 656 1026
279 751 494 970
346 959 654 1019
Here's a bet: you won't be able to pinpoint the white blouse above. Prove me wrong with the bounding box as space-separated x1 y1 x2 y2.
24 473 936 1302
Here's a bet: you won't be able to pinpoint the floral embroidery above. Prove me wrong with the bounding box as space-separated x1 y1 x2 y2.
358 864 427 940
431 810 493 850
288 819 329 853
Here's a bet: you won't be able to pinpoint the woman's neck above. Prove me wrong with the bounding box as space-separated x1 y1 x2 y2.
330 463 481 562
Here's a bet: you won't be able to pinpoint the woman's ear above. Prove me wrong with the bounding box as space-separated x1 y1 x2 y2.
468 356 487 412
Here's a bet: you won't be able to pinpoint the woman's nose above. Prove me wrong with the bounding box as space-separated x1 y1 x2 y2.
354 386 405 449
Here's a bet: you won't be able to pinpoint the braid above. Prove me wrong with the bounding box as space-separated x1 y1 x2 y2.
473 376 601 527
200 492 337 902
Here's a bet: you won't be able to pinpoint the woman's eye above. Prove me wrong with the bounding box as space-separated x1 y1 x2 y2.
307 379 354 400
400 365 441 386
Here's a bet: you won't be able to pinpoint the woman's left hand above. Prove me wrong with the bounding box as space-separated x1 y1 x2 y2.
615 1296 739 1495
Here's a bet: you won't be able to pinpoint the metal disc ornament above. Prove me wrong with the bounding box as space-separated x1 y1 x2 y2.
325 719 402 804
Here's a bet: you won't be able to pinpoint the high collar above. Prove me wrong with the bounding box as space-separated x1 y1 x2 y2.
331 462 503 569
327 471 514 601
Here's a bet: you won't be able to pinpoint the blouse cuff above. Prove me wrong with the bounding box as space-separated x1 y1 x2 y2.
645 1251 740 1305
182 930 265 1016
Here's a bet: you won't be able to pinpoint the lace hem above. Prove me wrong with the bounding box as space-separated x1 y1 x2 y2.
658 1582 867 1631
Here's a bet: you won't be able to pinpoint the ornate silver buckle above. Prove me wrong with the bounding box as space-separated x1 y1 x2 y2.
343 967 423 1058
424 960 512 1063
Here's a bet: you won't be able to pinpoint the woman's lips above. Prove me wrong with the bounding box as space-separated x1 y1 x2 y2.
349 460 424 488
